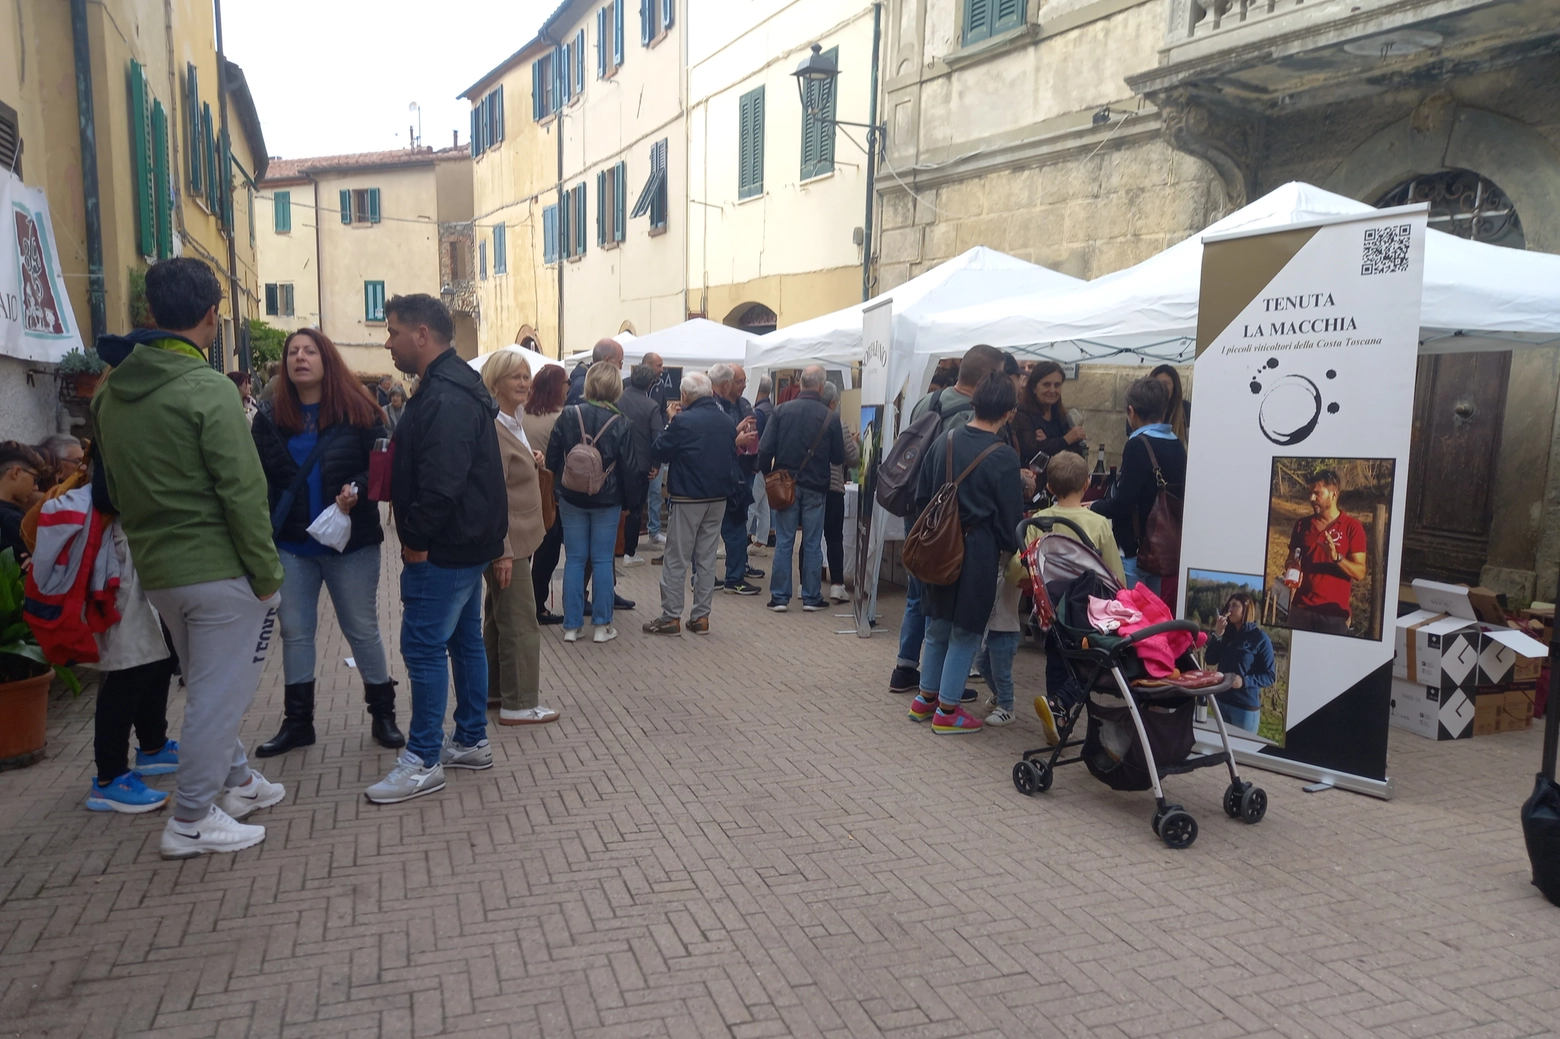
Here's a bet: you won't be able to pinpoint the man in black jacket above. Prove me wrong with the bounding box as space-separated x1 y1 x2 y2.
566 338 623 406
369 294 507 805
757 365 845 612
643 372 747 635
712 364 763 595
617 365 664 566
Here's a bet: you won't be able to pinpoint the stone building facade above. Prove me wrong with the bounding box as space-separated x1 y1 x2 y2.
877 0 1560 599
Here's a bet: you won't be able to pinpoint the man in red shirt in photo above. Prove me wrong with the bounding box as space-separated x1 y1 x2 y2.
1286 469 1368 636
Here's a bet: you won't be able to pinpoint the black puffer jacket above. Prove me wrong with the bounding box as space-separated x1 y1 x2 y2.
252 401 386 554
391 348 508 567
546 401 640 510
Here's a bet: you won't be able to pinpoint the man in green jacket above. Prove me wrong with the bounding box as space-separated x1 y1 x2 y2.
93 258 287 861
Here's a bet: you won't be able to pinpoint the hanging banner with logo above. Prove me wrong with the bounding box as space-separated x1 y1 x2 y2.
1179 204 1427 796
852 299 892 636
2 172 83 363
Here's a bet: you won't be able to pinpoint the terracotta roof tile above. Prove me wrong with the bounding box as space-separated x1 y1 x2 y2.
261 145 466 183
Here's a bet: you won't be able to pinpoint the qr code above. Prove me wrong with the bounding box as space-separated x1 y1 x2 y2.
1361 224 1411 275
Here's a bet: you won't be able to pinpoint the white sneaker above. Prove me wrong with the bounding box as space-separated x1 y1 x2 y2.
830 584 850 603
562 628 581 642
160 804 266 859
440 734 494 770
499 705 561 725
593 625 618 643
365 750 447 803
651 534 667 545
985 707 1017 727
219 770 286 820
622 556 647 568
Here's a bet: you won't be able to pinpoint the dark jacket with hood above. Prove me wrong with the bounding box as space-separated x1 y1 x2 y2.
390 348 508 567
545 400 640 510
650 395 738 503
90 329 283 596
251 399 387 554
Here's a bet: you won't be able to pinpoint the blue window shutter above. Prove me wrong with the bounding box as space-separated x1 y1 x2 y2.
471 107 480 155
479 240 487 279
661 0 673 31
495 223 507 273
640 0 652 45
964 0 992 44
553 48 564 107
994 0 1024 32
597 7 607 76
495 86 504 142
576 184 587 256
613 1 625 65
597 170 606 245
561 44 572 101
340 189 352 223
575 30 586 92
368 188 381 223
614 160 626 242
531 61 543 120
560 195 570 258
543 205 558 263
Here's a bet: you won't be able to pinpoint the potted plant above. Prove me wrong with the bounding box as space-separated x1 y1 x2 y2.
58 347 107 400
0 548 80 770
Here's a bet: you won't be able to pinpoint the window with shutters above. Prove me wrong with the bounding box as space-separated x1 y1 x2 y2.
543 203 560 264
799 47 837 180
597 2 625 78
128 61 157 257
364 281 386 322
342 188 381 225
559 43 574 105
265 283 295 318
562 183 587 259
265 283 278 317
532 53 556 120
493 223 507 274
0 100 22 178
184 64 202 197
640 0 674 47
630 139 668 232
738 86 765 200
962 0 1025 46
274 190 292 233
152 99 173 259
471 86 505 156
574 30 586 95
596 161 627 247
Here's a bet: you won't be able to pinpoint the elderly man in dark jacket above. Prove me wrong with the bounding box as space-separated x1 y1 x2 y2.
617 364 664 566
566 338 623 406
757 365 845 612
643 372 749 636
371 294 507 805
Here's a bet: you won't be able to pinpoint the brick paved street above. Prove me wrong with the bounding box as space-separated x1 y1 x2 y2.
3 539 1559 1039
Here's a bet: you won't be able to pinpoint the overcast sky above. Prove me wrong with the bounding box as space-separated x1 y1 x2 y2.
224 0 556 160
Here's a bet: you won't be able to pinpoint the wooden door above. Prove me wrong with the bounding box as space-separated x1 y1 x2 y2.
1401 352 1511 584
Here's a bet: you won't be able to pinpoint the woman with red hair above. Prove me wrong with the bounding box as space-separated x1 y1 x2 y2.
250 328 401 757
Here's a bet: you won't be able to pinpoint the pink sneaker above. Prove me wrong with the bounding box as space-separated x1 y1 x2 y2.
908 694 938 723
932 704 984 734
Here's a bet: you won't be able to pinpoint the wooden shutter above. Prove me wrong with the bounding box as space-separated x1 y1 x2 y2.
543 204 558 263
479 240 488 279
800 50 837 180
613 160 626 242
340 189 352 223
597 7 607 76
964 0 992 44
575 30 586 93
265 284 278 316
282 284 294 316
532 60 543 120
202 104 217 209
640 0 652 45
661 0 674 30
128 61 155 257
597 170 607 245
151 98 172 259
613 1 625 65
368 188 381 223
739 86 764 199
494 86 504 142
576 184 587 256
495 223 506 273
994 0 1024 33
219 130 233 232
185 63 202 194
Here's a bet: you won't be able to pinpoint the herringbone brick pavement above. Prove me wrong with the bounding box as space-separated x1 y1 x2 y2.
2 537 1558 1039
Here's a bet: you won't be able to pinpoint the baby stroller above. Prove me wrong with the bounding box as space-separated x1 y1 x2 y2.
1011 516 1268 849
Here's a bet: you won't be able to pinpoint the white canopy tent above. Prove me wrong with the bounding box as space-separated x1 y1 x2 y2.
745 247 1082 396
560 319 747 371
910 182 1560 400
467 343 564 375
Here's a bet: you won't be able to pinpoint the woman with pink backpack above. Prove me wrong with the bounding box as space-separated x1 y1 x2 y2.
544 362 641 644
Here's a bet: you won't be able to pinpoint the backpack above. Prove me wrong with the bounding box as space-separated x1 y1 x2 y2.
876 390 968 518
900 438 1001 586
561 405 621 495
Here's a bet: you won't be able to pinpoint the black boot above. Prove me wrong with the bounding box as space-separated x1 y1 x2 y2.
256 682 316 757
364 679 405 749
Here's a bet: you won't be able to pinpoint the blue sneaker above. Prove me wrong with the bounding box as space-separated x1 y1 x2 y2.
85 772 169 814
134 740 179 776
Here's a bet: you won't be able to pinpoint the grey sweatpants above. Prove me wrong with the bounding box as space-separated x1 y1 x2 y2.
144 577 278 818
658 500 724 621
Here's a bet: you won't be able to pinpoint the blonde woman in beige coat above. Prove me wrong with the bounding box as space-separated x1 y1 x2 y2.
481 352 557 725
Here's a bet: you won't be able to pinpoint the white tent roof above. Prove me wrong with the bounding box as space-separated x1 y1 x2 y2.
563 320 747 371
744 246 1082 375
914 182 1560 374
468 344 565 375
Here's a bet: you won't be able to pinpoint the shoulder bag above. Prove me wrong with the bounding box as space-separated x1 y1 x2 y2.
901 437 1001 587
1133 436 1183 577
764 412 831 511
270 426 345 534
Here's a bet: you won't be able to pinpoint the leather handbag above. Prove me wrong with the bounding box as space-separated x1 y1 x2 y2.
901 439 1001 587
367 439 394 502
1133 436 1183 577
537 467 557 531
764 414 831 511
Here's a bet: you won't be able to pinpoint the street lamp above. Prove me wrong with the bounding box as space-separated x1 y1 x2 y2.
790 23 885 302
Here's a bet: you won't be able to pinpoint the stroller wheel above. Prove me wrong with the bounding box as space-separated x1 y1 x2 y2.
1012 759 1051 795
1240 786 1268 824
1223 782 1249 819
1158 809 1198 849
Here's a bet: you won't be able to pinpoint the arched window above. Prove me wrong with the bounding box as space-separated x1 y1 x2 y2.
1375 169 1524 249
726 302 777 336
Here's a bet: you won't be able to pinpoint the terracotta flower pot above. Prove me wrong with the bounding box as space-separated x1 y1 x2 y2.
70 373 101 399
0 670 51 770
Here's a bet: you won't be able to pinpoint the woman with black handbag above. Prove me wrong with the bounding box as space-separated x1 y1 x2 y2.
251 328 401 757
1089 377 1185 595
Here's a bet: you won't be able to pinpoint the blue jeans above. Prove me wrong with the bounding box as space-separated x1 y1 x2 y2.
400 560 488 766
978 630 1022 711
770 486 826 605
646 467 665 537
722 494 751 586
560 499 618 628
1218 700 1261 733
921 618 984 709
747 473 771 542
278 545 389 685
1122 556 1162 595
897 516 925 669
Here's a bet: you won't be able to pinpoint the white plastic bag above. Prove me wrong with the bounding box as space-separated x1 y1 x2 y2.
306 483 354 552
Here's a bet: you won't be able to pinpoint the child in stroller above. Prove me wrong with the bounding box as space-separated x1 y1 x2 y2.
1012 515 1270 849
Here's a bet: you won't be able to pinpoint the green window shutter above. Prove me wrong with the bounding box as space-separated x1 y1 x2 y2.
185 63 202 195
128 61 154 257
202 104 217 210
219 130 233 232
365 281 385 321
559 194 571 258
614 160 626 242
152 98 172 259
964 0 992 44
597 170 607 245
340 189 352 223
275 190 291 233
575 184 586 256
368 188 381 223
994 0 1025 33
799 50 836 180
265 284 277 316
738 86 764 199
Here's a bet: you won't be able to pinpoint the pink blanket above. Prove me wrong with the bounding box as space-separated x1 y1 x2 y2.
1087 596 1142 633
1114 584 1206 677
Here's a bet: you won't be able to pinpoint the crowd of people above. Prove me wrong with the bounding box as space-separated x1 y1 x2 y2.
0 253 1217 861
